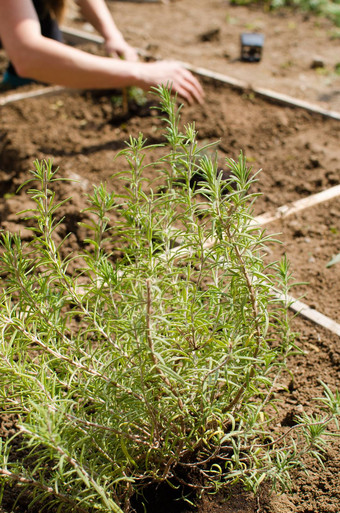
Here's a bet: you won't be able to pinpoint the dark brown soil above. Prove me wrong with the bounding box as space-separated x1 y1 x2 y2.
0 1 339 512
67 0 340 112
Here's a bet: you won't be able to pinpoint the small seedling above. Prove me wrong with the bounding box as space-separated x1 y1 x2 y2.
110 86 148 119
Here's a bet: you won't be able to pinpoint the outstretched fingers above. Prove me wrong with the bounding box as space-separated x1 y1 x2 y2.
138 60 205 104
175 66 205 105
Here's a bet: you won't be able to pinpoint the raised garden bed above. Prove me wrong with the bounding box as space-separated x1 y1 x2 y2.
1 78 339 208
1 76 340 299
0 69 339 513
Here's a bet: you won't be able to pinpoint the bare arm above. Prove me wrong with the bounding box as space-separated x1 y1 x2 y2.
0 0 204 103
75 0 138 60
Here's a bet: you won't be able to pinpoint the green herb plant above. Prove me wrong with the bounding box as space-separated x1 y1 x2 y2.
111 86 148 114
0 86 338 513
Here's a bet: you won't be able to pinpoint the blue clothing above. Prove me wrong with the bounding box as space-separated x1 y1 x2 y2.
2 70 35 88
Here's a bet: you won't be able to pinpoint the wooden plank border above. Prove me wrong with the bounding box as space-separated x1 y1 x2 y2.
0 85 72 107
255 184 340 225
1 26 339 336
61 26 104 45
182 63 340 121
277 293 340 337
61 27 340 121
1 26 339 122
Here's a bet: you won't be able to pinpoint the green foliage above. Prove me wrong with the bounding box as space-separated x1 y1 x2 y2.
230 0 340 27
111 86 147 109
0 86 338 512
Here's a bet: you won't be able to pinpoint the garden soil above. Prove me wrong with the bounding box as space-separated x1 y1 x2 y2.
0 1 339 512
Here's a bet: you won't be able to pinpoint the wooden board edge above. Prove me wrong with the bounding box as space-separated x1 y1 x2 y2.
0 85 73 106
255 184 340 225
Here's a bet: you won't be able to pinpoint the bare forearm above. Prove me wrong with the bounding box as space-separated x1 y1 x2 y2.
75 0 122 42
0 0 204 102
74 0 138 61
16 37 141 88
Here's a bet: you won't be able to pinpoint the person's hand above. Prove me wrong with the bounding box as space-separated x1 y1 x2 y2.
105 36 139 62
137 60 204 105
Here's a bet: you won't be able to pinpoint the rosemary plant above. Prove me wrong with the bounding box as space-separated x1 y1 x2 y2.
0 86 338 513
